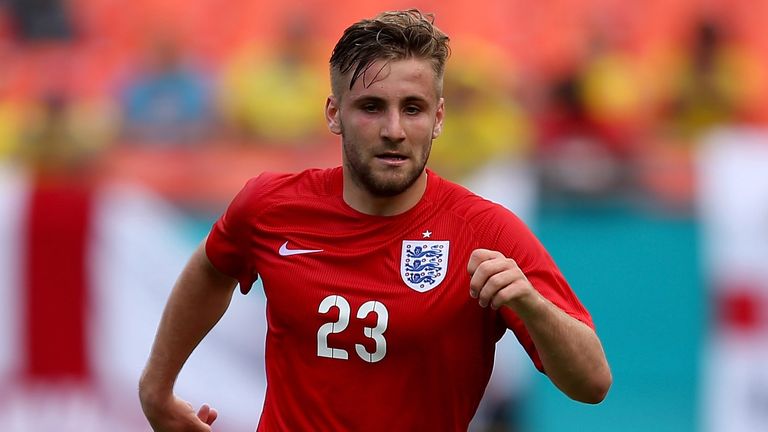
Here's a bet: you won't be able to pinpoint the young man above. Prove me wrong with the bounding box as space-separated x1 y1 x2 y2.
139 9 612 431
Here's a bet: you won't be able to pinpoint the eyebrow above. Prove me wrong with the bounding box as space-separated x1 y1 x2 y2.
351 94 431 105
402 95 430 104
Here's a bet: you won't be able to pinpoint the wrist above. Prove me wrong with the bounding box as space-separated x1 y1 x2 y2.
505 287 546 318
139 374 173 410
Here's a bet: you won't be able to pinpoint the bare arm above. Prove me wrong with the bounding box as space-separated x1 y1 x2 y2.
139 241 238 431
468 249 612 403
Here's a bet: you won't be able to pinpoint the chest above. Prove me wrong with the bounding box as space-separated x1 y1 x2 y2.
251 216 493 362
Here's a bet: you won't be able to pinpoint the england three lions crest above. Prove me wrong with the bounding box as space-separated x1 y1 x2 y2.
400 241 449 292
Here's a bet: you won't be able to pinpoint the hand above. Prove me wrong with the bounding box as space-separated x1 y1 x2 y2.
142 394 218 432
467 248 537 310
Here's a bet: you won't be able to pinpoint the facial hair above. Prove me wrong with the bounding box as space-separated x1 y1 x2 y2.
341 130 431 198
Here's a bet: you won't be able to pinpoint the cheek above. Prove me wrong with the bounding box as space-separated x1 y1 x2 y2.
408 118 437 139
343 114 379 136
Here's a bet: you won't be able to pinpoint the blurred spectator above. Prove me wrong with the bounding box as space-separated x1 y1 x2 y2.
579 32 647 153
5 0 74 41
118 33 217 146
637 18 763 212
658 19 759 141
430 43 532 182
534 73 628 202
18 92 116 175
217 13 327 146
533 26 645 203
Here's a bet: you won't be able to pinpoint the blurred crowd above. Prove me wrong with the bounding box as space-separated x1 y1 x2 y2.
1 0 766 213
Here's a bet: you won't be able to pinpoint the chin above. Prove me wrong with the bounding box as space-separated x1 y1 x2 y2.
367 172 421 197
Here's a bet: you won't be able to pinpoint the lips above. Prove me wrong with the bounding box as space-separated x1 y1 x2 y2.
376 152 408 162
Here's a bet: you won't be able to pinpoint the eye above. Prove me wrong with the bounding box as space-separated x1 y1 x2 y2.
362 103 379 113
404 105 422 115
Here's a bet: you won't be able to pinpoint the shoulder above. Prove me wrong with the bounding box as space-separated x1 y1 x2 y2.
429 171 533 247
239 167 338 200
432 173 517 223
225 167 339 218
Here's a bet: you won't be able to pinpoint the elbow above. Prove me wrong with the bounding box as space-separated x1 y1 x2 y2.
577 382 611 404
137 373 156 408
574 369 612 404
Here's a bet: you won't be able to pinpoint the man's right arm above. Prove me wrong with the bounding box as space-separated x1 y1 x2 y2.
139 240 239 431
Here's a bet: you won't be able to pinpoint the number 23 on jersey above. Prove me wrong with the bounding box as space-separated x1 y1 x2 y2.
316 295 389 363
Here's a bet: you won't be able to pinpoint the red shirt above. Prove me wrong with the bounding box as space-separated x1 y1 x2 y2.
206 167 593 431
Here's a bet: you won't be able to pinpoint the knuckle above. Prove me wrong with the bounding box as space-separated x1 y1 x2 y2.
487 272 507 287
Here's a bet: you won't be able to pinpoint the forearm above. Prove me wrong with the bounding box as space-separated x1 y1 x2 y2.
139 243 238 405
512 292 612 403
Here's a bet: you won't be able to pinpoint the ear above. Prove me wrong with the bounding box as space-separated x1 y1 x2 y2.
432 97 445 139
325 95 342 135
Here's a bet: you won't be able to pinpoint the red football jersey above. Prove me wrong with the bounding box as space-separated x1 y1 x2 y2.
206 167 593 431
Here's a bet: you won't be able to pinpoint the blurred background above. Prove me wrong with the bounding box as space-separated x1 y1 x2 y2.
1 0 767 431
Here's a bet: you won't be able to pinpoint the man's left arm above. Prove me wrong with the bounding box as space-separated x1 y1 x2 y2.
468 248 612 403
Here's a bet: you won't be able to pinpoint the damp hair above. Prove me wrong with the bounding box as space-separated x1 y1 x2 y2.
329 9 450 98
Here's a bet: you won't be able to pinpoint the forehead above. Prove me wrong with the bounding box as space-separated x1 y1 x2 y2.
343 58 440 102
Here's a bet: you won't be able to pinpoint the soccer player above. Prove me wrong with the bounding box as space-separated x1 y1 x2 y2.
139 9 612 431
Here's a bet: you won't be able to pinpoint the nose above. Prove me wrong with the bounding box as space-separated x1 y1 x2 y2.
380 111 406 142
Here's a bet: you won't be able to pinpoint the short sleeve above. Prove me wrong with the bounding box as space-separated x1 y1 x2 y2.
205 176 264 293
494 212 595 373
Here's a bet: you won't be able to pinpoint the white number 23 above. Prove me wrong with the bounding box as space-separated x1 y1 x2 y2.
316 295 388 363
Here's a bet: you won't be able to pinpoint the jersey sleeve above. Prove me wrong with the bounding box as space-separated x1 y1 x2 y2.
490 209 594 373
205 173 275 294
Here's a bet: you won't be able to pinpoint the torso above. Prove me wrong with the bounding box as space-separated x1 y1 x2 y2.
206 167 587 431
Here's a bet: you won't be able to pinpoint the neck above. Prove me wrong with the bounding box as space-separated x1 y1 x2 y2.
343 170 428 216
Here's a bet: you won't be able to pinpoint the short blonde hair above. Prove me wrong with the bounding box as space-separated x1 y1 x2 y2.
329 9 450 98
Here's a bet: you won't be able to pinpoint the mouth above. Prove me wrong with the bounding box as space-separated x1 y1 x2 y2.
375 152 409 166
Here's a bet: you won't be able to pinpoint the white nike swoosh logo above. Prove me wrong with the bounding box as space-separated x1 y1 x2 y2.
278 241 323 256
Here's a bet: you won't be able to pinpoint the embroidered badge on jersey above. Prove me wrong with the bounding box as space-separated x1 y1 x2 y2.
400 240 449 292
